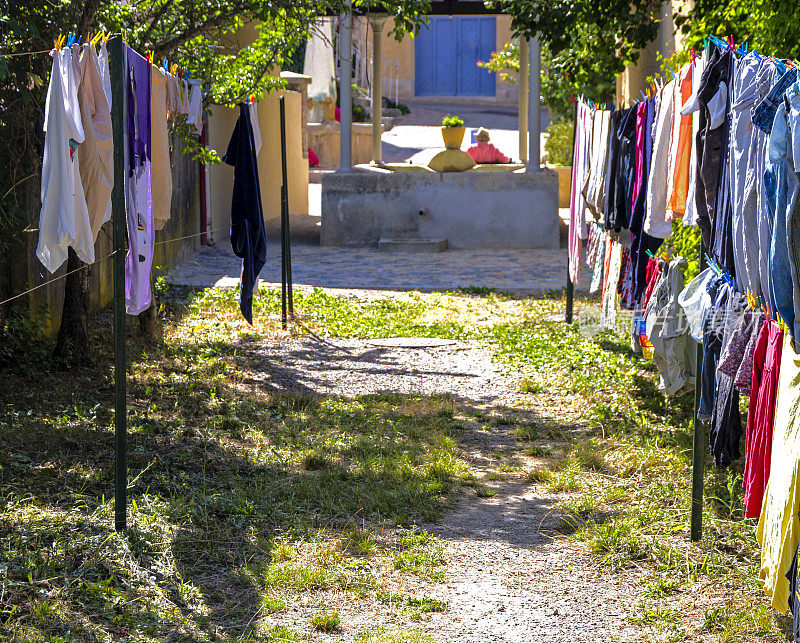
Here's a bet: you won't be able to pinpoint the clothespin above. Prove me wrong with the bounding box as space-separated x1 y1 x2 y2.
54 33 65 50
163 59 169 71
646 250 654 258
690 46 696 61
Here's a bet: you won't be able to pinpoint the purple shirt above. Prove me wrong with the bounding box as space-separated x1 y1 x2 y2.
124 46 154 315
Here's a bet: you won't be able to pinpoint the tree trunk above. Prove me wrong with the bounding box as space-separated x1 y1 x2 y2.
54 248 92 367
138 301 161 343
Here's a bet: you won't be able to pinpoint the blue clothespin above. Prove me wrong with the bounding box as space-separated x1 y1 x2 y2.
75 35 82 45
66 32 74 47
163 59 169 71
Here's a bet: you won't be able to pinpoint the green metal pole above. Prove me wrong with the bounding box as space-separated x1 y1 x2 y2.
565 277 574 324
110 35 128 532
565 99 578 325
279 97 288 329
279 96 294 319
690 248 708 542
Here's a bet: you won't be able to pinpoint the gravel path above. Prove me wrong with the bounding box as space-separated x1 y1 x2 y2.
244 335 653 642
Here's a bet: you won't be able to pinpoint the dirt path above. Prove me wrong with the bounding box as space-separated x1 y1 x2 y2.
246 335 653 642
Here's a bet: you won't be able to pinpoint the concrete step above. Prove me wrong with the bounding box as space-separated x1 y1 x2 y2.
378 238 448 253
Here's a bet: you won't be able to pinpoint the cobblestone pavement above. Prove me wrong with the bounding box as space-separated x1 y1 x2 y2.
168 240 591 295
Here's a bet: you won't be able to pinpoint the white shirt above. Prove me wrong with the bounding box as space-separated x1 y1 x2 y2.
37 47 94 272
187 82 203 133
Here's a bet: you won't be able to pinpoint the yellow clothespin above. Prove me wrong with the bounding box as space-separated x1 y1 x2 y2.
170 63 178 75
54 33 65 50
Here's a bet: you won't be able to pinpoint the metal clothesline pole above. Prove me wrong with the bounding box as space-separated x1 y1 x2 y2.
109 34 128 532
690 248 708 541
279 96 294 328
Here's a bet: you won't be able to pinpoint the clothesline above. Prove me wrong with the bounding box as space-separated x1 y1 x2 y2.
0 48 54 57
0 249 119 308
0 224 233 310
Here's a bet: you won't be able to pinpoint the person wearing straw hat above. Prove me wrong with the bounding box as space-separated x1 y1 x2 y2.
467 127 510 164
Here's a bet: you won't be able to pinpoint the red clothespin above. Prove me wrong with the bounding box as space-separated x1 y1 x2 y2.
250 94 256 104
728 35 735 50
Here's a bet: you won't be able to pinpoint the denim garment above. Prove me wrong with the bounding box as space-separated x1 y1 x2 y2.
696 48 734 250
754 67 799 134
731 58 777 300
785 83 800 341
766 102 800 337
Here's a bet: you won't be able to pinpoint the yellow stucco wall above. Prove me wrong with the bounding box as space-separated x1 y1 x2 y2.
206 90 309 243
372 14 516 102
616 1 691 106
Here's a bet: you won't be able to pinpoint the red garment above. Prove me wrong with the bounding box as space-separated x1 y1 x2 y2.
308 147 319 167
640 256 663 311
744 320 784 518
467 142 509 164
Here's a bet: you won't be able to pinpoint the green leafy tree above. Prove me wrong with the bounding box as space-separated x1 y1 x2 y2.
675 0 800 59
0 0 430 362
483 0 662 116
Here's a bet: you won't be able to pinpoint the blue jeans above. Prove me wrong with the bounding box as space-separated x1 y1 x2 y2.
787 82 800 341
754 67 798 134
766 102 800 337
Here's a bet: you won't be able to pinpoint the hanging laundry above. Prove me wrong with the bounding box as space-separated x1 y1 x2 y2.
187 82 203 133
645 256 695 395
124 46 155 315
77 42 114 239
757 336 800 612
37 46 94 272
743 319 783 518
222 103 267 324
151 65 173 231
600 238 623 330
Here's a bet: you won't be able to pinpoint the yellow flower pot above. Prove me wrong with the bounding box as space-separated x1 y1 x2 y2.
441 126 465 149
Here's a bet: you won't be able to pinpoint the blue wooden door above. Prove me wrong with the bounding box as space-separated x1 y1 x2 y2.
415 16 496 97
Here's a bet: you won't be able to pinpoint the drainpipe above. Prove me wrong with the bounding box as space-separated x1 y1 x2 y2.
518 38 529 164
526 33 541 173
338 0 354 173
369 14 388 166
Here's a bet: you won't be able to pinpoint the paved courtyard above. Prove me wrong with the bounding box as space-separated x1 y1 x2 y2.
168 240 590 295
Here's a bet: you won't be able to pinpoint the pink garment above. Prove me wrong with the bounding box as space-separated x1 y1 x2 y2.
744 320 783 518
630 101 648 213
467 142 509 164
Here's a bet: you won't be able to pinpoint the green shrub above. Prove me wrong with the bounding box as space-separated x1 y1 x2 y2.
544 118 574 166
661 220 702 281
441 114 464 128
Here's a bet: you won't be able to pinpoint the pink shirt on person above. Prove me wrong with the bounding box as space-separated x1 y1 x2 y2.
467 142 509 164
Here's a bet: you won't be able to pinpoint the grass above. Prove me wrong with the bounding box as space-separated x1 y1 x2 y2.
0 284 790 641
311 610 341 632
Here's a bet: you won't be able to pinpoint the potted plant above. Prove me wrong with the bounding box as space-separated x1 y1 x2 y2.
441 114 465 149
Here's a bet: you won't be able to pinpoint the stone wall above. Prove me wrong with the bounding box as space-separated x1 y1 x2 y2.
321 169 559 249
